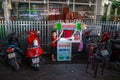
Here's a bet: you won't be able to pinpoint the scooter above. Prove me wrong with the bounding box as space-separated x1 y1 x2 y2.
78 29 93 54
4 32 23 71
6 46 20 71
0 44 5 61
86 32 112 77
86 31 112 60
26 31 43 70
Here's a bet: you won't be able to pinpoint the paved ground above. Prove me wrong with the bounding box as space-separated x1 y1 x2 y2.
0 54 120 80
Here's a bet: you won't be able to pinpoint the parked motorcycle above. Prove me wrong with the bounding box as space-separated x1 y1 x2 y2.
78 29 93 54
6 46 20 71
4 32 23 71
0 44 5 61
86 31 112 66
26 31 43 70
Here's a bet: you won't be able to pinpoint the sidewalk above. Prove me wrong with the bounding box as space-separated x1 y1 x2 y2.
0 53 120 80
0 62 120 80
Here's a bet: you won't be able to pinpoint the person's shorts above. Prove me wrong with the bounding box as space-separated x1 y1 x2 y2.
51 47 57 54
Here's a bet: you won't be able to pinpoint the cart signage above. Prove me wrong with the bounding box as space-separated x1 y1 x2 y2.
57 41 71 61
56 22 82 30
62 23 76 30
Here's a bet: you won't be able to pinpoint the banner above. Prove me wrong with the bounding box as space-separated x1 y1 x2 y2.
57 40 72 61
56 22 82 30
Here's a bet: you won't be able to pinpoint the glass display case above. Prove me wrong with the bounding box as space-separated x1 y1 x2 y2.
10 0 97 20
17 3 47 20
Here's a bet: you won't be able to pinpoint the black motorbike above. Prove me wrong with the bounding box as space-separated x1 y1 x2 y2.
4 32 23 71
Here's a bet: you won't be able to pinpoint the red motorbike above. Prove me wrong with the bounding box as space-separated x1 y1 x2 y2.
26 31 43 70
0 44 4 61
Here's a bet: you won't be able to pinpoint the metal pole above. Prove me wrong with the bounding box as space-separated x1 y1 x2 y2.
3 0 9 21
15 1 19 19
107 1 112 20
95 0 102 21
73 0 75 12
29 0 31 18
47 0 49 15
3 0 10 37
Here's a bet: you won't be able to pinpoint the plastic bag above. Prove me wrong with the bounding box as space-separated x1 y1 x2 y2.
78 41 84 52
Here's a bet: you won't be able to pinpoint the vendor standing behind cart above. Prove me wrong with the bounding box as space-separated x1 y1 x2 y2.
58 20 74 39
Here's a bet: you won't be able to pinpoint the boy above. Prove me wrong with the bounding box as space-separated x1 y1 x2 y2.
51 30 57 61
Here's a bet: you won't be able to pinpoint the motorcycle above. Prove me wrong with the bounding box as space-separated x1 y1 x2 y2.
6 46 20 71
0 44 5 61
26 31 43 70
4 32 23 71
86 32 112 77
78 29 93 54
86 32 112 65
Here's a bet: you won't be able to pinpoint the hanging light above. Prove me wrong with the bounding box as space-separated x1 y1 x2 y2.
89 0 92 7
67 0 70 6
105 0 109 5
8 0 12 9
44 0 46 4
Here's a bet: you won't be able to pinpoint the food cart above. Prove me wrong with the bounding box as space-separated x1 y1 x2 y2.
56 22 83 61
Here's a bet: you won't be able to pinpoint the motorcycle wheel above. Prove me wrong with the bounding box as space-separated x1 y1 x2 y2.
33 64 40 71
0 52 7 61
14 61 19 71
10 60 20 71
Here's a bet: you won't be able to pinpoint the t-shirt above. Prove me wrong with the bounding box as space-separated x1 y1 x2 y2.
64 30 72 38
52 36 57 47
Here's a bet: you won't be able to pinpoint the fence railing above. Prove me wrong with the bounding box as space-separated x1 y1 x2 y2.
0 20 119 53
